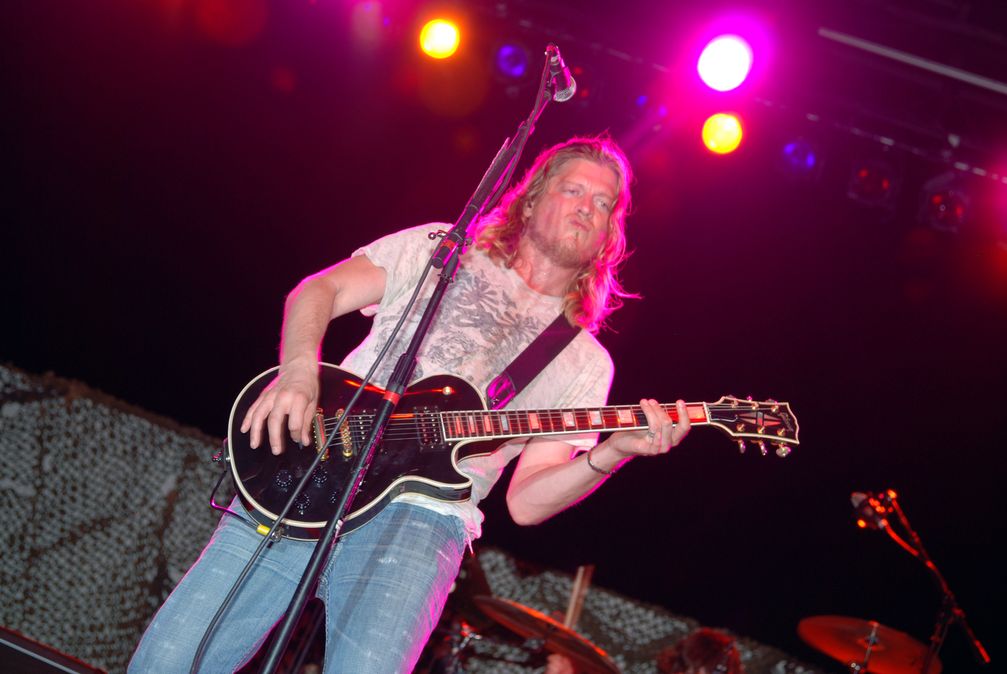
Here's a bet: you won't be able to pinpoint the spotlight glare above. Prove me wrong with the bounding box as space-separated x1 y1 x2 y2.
702 113 743 154
420 19 460 59
698 35 753 92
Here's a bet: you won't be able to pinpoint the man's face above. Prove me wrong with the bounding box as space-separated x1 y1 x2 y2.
522 158 619 269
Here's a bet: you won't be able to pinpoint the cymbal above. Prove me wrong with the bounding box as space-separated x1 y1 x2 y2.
798 615 941 674
473 595 620 674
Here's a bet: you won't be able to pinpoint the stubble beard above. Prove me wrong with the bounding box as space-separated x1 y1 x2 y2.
525 224 594 270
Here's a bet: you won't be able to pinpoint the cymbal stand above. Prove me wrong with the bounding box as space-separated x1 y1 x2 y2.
848 621 880 673
425 620 482 674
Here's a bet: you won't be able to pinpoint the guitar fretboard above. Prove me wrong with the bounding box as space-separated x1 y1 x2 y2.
440 404 709 441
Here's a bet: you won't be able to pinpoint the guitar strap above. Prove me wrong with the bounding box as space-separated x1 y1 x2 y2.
485 313 581 409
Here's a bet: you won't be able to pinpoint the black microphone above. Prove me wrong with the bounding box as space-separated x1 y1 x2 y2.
851 491 889 530
546 44 577 102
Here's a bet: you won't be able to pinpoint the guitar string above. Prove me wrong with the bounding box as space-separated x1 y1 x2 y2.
318 403 784 431
317 407 789 434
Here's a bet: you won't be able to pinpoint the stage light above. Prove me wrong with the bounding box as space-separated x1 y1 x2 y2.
701 113 743 154
919 172 969 233
419 19 460 59
777 138 823 183
847 158 898 208
781 140 817 174
495 43 529 79
697 35 753 92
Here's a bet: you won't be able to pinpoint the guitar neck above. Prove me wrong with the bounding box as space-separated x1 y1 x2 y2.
439 403 709 442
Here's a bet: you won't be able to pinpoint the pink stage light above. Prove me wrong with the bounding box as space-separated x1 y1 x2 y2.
697 35 753 92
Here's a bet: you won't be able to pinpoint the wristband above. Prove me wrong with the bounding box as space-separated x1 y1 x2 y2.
586 445 615 476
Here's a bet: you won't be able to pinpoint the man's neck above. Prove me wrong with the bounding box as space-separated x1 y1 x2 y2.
511 239 578 297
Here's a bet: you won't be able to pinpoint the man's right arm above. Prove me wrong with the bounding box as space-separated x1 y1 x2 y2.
240 254 387 454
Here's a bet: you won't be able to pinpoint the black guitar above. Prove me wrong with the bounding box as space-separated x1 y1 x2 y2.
227 364 800 539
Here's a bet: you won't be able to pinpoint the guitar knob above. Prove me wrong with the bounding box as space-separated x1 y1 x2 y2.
274 469 293 492
737 439 746 454
757 441 767 456
774 443 792 458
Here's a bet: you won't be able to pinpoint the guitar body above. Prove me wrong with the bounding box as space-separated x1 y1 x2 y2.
227 364 496 540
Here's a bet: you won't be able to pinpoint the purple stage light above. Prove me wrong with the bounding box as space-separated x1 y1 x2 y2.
495 44 529 79
782 141 817 174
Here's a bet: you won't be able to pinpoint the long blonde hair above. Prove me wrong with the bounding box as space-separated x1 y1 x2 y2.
473 135 637 333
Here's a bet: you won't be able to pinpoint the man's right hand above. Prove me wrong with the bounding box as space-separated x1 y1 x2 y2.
239 358 320 454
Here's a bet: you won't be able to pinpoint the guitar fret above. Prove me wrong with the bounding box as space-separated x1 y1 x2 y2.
617 408 634 426
528 412 540 431
500 413 510 433
482 414 493 434
589 410 602 427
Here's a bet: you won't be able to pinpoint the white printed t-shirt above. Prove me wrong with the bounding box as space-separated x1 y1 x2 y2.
341 223 614 539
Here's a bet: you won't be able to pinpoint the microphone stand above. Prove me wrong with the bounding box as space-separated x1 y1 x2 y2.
257 46 561 674
870 491 991 673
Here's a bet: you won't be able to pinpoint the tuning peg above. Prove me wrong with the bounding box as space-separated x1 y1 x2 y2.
737 439 747 454
729 396 739 408
746 395 758 410
768 398 779 412
776 428 787 437
757 441 767 456
774 442 792 458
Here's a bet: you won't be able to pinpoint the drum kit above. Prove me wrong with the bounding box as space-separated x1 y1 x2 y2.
427 601 943 674
417 491 987 673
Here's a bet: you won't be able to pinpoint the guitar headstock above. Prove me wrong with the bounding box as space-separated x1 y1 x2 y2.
707 396 800 457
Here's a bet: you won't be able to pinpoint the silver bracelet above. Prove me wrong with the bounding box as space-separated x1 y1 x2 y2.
586 445 614 476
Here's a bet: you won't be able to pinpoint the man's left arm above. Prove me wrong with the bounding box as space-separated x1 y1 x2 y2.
506 399 691 525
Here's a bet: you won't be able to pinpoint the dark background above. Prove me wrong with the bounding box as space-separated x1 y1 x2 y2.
5 1 1006 671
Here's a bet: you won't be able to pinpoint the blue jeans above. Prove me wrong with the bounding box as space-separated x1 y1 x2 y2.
129 501 467 673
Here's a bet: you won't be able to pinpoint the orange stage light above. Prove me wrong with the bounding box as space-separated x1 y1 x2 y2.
419 19 460 59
